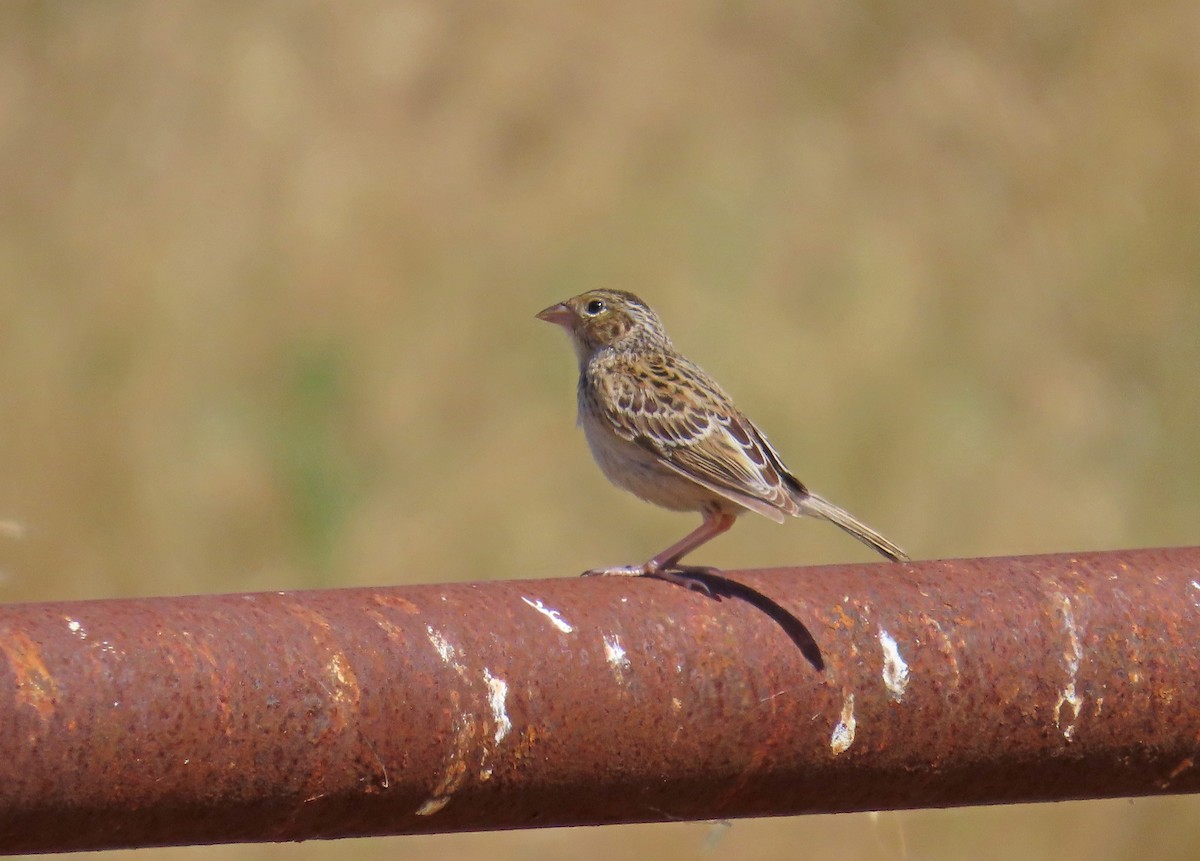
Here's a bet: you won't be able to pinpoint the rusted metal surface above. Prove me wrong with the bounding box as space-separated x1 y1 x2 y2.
1 546 1199 854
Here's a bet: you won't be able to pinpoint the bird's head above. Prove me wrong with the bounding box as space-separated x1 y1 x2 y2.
536 290 670 361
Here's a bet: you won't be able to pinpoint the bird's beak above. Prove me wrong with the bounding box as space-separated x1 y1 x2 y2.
535 302 575 329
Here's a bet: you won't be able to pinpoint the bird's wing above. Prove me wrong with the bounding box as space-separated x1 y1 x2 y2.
595 353 801 520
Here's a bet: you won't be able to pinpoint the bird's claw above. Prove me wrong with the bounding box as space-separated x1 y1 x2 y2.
648 566 718 597
581 564 719 598
581 565 647 578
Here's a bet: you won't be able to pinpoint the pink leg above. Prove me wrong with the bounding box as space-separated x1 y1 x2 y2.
582 511 736 593
645 511 736 572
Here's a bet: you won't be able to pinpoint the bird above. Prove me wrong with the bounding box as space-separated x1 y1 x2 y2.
536 289 909 593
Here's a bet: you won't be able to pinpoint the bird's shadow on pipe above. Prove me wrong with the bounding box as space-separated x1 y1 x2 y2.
677 571 825 672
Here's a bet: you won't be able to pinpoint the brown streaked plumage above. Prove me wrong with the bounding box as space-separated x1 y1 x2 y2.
537 289 909 593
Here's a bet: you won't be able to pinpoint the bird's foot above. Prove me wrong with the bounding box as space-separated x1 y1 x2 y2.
647 565 719 597
581 564 648 578
582 563 718 597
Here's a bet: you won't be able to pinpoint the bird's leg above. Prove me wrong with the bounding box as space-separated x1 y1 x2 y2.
645 511 736 572
582 512 736 595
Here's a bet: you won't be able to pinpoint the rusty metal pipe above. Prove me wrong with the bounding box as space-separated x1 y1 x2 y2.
2 547 1199 854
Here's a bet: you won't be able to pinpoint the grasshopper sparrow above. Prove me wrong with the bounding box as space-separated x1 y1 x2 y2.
537 289 909 592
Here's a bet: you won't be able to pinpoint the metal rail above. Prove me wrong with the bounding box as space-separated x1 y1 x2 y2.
1 547 1199 854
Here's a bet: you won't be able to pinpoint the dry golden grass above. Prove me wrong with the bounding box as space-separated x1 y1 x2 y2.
1 2 1198 859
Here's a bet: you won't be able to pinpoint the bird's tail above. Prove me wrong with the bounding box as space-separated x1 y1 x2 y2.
798 492 910 562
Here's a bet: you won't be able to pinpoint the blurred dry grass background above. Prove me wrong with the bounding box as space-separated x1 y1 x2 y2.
1 2 1198 859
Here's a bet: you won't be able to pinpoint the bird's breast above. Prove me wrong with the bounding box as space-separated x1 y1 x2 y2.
576 393 722 514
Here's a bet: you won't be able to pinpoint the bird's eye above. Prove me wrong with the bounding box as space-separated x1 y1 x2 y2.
584 298 606 316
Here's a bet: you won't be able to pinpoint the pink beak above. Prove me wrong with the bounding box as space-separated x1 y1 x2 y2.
535 302 575 328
